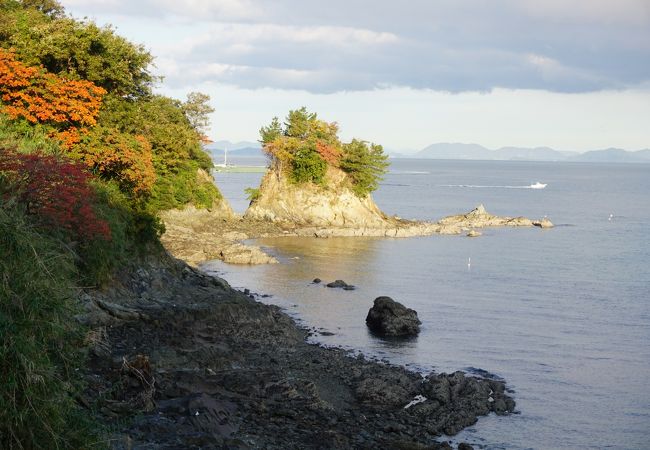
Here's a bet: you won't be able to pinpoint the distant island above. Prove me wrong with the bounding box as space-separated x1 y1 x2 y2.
208 141 650 164
391 143 650 163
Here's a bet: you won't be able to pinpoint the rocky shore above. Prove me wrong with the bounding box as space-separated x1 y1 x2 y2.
161 203 552 267
80 254 516 449
118 194 545 448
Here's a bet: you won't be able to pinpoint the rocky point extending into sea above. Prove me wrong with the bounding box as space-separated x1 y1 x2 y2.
160 167 552 267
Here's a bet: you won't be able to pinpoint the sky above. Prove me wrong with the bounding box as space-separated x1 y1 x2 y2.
59 0 650 152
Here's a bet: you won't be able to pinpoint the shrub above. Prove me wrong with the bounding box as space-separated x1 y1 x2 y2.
0 149 111 241
244 186 260 203
290 147 326 185
147 162 222 212
74 125 156 197
0 48 106 143
0 149 163 286
78 181 163 285
259 107 388 196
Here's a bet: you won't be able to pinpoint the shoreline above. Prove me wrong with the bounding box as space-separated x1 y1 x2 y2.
80 250 516 449
160 203 552 267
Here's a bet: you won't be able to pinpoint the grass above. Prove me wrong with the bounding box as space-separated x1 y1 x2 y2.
0 202 102 449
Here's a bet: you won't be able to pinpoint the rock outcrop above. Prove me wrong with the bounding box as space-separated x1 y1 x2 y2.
245 166 392 229
533 218 554 228
437 204 545 228
244 166 552 239
160 205 278 266
366 296 422 337
326 279 355 290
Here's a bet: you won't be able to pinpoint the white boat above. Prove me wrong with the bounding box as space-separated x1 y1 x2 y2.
530 182 547 189
212 146 266 173
214 146 230 168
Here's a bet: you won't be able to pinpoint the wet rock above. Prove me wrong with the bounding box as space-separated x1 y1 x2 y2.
219 243 278 265
327 279 353 289
466 230 482 237
533 218 554 228
313 278 322 284
366 296 421 337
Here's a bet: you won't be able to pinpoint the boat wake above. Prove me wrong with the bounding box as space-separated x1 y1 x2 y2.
440 182 547 189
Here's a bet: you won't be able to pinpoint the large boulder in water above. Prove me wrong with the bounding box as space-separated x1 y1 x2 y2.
366 297 421 337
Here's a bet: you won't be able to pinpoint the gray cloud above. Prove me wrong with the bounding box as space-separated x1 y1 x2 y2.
62 0 650 93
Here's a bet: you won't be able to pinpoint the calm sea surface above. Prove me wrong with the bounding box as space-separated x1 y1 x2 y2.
205 159 650 449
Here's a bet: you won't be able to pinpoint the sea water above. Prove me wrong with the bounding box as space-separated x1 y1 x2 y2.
205 159 650 449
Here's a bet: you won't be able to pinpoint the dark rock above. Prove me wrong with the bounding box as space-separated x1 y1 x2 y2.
458 444 474 450
82 257 516 449
343 285 356 291
355 371 418 407
327 279 349 288
366 296 421 337
313 278 322 284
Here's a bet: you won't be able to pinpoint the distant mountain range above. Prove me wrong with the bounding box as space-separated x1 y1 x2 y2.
206 141 650 163
205 141 263 160
393 143 650 163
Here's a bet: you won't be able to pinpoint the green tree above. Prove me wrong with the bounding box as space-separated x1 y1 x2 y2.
259 107 389 196
0 3 155 97
284 106 317 139
340 139 389 197
291 146 326 185
259 116 282 144
183 91 214 135
18 0 63 17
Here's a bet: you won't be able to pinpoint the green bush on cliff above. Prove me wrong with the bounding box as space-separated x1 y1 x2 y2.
340 139 389 197
98 94 220 211
245 187 261 202
1 0 222 213
290 146 327 185
0 0 155 97
259 107 389 197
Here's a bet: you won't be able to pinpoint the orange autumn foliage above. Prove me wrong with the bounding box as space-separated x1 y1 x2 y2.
0 49 155 196
315 141 341 166
0 48 105 145
74 127 156 196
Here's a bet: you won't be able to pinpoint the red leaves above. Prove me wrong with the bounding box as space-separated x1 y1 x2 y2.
0 150 111 242
0 48 105 138
315 141 341 166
